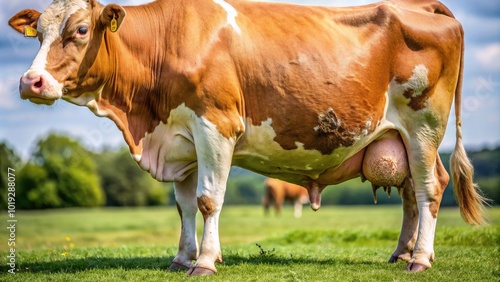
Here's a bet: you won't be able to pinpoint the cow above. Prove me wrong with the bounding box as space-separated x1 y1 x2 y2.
263 178 309 218
9 0 487 276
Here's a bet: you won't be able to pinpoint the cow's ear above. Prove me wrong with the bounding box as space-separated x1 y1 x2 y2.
100 4 126 33
8 9 41 36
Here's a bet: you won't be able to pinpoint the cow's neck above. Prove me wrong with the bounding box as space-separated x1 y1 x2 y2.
91 3 185 155
87 0 236 155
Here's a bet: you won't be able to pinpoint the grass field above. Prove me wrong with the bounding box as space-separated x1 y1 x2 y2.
1 205 499 281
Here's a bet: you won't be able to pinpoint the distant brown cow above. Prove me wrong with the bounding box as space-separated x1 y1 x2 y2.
264 178 309 218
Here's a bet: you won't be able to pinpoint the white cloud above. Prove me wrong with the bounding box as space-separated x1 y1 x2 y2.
0 78 21 110
474 43 500 71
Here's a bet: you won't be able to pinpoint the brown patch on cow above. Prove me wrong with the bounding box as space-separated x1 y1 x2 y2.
429 154 450 218
314 108 357 148
403 88 431 111
429 200 439 219
197 195 215 222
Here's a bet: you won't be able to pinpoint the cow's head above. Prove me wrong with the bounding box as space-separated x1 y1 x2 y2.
9 0 126 105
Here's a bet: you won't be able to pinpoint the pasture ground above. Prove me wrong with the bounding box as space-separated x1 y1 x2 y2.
0 206 499 281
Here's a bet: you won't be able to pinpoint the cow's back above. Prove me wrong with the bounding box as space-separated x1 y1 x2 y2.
231 0 462 185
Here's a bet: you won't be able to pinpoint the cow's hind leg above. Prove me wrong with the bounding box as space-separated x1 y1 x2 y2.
404 145 449 271
389 177 418 263
169 172 199 271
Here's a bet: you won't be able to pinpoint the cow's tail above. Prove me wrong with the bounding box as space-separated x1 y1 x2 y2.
450 23 488 225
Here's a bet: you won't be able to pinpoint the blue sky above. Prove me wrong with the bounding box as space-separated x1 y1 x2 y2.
1 0 499 160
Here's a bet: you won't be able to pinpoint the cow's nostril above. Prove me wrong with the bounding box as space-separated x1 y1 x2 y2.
34 79 43 88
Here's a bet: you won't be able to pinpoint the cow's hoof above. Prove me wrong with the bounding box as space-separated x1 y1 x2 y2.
388 255 399 263
168 262 189 271
405 262 428 272
186 266 216 276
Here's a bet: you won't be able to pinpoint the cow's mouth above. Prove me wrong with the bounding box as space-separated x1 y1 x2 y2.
25 96 57 105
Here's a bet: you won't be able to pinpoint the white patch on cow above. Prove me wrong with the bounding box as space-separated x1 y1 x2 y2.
362 120 372 135
85 100 109 117
238 116 246 135
138 104 198 182
24 21 62 99
63 85 109 116
131 154 142 162
213 0 241 34
351 120 373 141
389 64 429 98
383 85 405 130
407 65 429 97
65 92 96 106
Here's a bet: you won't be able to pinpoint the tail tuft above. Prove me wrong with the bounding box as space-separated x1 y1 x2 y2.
450 125 488 225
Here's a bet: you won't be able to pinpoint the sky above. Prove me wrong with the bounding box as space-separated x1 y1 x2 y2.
0 0 499 160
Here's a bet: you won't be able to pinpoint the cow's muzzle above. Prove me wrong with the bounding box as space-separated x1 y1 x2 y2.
19 70 62 105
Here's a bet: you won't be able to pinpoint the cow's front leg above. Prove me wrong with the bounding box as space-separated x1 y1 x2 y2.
169 172 199 271
187 117 238 276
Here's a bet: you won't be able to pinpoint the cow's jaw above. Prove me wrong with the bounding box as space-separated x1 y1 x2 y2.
19 0 89 105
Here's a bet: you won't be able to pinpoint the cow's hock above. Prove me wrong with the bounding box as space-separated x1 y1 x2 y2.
362 134 409 188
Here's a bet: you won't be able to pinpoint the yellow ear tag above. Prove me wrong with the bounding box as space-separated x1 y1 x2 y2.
110 17 118 32
24 26 38 37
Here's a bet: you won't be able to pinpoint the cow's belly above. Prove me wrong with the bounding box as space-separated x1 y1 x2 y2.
234 118 408 187
233 118 369 183
233 118 343 182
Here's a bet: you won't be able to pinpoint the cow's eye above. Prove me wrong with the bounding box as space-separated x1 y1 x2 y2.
77 26 88 35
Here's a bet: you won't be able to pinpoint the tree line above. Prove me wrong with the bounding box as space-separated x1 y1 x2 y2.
0 133 498 209
0 134 169 209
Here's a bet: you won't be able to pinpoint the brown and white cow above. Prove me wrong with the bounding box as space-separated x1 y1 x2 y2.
263 178 309 218
9 0 486 275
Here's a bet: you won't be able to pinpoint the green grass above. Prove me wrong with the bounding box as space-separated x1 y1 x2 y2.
0 206 499 281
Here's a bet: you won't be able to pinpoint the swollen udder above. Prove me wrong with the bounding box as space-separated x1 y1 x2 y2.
362 132 409 201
